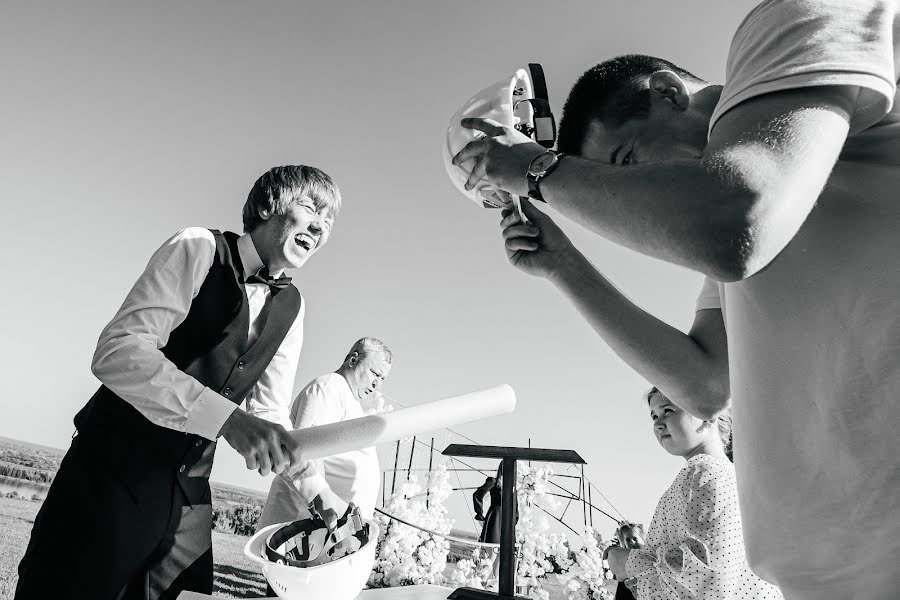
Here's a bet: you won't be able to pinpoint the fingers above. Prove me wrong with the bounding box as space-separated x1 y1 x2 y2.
500 211 524 229
501 224 538 242
460 117 503 135
505 238 539 253
244 452 259 472
452 138 488 168
269 440 287 475
256 449 273 477
465 157 487 190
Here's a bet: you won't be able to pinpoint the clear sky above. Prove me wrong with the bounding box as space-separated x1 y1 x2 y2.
0 1 754 539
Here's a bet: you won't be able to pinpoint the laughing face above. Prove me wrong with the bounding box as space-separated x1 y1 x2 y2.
258 195 334 272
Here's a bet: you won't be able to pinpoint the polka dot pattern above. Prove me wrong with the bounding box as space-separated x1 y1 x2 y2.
623 454 783 599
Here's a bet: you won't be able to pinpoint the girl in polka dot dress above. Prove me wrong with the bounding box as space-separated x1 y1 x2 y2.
605 387 783 600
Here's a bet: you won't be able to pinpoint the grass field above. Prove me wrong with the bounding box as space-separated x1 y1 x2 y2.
0 496 269 599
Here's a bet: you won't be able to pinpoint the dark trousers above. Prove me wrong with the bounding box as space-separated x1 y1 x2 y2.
615 581 638 600
15 435 213 600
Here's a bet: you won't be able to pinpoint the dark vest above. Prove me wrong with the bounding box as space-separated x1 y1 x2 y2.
74 230 302 496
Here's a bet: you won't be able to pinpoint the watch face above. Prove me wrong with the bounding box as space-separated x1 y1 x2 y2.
529 152 557 176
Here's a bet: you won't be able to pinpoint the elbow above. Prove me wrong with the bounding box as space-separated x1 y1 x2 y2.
90 350 106 380
679 367 730 421
704 242 770 283
701 192 777 283
692 395 730 421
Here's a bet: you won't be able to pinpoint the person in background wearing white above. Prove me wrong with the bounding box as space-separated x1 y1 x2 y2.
605 388 782 600
257 337 392 534
16 165 340 600
459 2 900 597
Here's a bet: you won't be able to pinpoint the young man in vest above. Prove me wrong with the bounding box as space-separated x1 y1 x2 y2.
15 165 341 600
454 2 900 598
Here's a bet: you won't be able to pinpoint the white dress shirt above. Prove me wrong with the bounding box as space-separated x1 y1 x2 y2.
90 228 304 441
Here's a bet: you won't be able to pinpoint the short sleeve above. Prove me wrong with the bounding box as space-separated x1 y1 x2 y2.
711 0 899 134
694 277 721 313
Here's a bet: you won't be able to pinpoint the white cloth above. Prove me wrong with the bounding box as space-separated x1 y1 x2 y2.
90 228 304 441
624 455 782 600
258 373 380 530
695 3 900 596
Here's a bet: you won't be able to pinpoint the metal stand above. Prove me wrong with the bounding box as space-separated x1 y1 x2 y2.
442 444 585 600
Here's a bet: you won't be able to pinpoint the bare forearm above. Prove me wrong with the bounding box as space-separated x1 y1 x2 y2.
543 158 757 281
549 250 728 418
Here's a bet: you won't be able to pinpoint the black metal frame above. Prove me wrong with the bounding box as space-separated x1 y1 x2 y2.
442 444 585 600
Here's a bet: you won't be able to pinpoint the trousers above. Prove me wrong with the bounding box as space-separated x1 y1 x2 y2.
15 434 215 600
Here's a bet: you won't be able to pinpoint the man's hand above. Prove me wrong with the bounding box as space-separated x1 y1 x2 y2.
501 199 577 280
605 546 630 580
311 488 348 531
452 118 545 197
219 409 299 476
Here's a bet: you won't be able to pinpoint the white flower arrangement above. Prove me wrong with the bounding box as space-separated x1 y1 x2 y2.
372 460 621 600
368 465 454 588
514 465 572 600
557 528 617 600
448 549 496 590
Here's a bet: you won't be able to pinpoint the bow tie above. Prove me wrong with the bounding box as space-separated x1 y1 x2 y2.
245 267 292 291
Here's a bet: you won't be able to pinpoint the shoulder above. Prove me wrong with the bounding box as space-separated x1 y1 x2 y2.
158 227 217 258
681 455 735 494
167 227 217 246
298 374 342 403
714 0 897 133
144 227 217 272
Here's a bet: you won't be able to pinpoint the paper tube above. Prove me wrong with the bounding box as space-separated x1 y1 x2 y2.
287 384 515 462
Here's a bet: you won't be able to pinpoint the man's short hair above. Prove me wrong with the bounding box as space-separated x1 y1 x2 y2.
242 165 342 233
557 54 704 155
345 337 393 365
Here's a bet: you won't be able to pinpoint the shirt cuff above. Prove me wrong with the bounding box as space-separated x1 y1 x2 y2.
185 387 239 440
294 471 330 503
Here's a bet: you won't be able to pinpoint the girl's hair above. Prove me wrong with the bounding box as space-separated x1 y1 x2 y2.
645 386 733 462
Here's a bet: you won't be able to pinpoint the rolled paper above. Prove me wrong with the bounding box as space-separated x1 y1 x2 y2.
286 384 515 463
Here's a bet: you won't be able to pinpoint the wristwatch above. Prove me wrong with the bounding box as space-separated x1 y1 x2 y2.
526 150 565 202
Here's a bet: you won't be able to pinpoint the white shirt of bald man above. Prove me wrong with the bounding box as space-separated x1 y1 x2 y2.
257 372 380 530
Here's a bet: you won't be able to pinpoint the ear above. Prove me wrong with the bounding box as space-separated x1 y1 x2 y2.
257 207 272 222
348 352 360 366
649 70 691 111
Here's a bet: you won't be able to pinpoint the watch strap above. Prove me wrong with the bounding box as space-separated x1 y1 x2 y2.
527 151 565 202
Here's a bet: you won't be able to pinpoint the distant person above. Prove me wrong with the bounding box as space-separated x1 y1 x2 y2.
472 466 502 544
16 165 341 600
609 523 645 600
472 464 517 585
257 337 393 533
604 388 782 600
456 2 900 596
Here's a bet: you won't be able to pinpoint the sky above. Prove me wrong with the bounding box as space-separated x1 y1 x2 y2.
0 1 755 540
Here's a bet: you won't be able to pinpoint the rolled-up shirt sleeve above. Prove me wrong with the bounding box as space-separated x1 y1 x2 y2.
624 461 744 599
90 228 237 440
245 300 305 431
